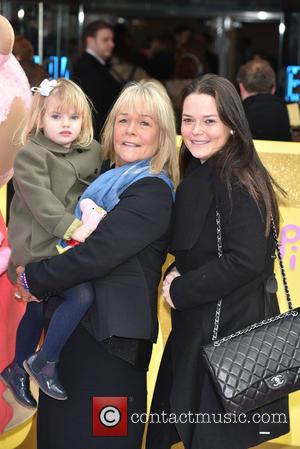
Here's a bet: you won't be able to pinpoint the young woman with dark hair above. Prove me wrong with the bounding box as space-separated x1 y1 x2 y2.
147 74 289 449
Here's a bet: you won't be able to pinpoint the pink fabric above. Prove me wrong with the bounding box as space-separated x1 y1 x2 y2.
0 213 25 433
0 54 10 65
0 244 11 275
0 54 31 124
0 168 13 188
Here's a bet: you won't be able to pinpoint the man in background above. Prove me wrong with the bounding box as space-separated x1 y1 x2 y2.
72 20 121 137
237 59 291 141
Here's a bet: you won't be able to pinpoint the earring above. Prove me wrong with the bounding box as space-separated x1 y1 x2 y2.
230 129 235 135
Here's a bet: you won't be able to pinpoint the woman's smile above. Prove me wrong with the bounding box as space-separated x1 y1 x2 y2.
114 108 159 167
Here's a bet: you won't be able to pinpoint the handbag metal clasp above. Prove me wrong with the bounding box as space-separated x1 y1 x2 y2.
271 375 285 387
266 373 287 389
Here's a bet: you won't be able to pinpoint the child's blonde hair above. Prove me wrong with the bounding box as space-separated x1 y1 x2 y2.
101 80 179 185
20 78 94 146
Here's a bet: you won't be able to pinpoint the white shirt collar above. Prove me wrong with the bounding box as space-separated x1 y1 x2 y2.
86 48 106 66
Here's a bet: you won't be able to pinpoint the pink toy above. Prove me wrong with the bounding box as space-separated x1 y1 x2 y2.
0 14 31 278
0 15 31 181
80 198 107 229
57 199 107 253
0 15 31 280
71 199 107 243
0 14 31 434
0 231 11 275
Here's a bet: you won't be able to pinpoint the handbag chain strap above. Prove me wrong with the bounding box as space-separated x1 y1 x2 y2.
270 215 293 310
212 209 223 341
212 209 294 343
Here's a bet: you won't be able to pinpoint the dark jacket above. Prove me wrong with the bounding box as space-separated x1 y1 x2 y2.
72 52 121 137
147 157 289 449
25 177 173 345
243 93 291 141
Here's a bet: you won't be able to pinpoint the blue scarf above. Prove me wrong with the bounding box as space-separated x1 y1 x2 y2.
57 159 174 251
74 158 174 218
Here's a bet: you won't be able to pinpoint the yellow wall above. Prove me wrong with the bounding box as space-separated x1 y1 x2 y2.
0 184 7 222
254 141 300 447
1 139 300 448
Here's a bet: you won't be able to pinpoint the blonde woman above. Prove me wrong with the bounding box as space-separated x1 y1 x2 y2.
16 80 178 449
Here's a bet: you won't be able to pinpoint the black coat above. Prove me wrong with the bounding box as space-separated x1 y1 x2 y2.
72 52 121 136
147 157 289 449
24 176 173 449
243 94 291 142
26 177 173 346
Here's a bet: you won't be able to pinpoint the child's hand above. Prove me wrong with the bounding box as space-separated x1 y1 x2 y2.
71 224 93 243
15 266 41 303
161 267 180 310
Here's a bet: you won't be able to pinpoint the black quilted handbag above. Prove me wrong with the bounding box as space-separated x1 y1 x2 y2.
202 211 300 415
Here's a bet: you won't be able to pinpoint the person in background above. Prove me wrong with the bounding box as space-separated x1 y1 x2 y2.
146 33 176 81
72 20 121 137
201 32 218 74
147 74 289 449
165 52 200 130
237 59 291 141
13 35 34 61
174 25 192 57
110 24 148 85
19 60 48 88
12 35 47 87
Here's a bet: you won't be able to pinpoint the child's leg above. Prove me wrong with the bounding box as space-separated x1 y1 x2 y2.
15 302 44 365
23 283 93 400
38 282 94 362
0 302 43 408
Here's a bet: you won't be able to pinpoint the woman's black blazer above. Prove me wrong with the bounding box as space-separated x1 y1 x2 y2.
25 177 173 343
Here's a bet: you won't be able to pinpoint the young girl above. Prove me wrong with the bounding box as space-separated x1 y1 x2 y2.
0 78 103 405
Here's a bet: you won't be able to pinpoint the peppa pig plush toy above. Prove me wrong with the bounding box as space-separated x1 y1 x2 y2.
57 198 107 253
0 14 31 274
0 14 32 434
0 233 11 275
78 198 107 235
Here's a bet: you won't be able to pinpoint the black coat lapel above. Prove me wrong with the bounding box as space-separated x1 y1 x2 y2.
170 157 214 251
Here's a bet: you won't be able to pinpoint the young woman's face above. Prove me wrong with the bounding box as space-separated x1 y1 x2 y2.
113 104 159 167
181 93 230 162
42 98 83 148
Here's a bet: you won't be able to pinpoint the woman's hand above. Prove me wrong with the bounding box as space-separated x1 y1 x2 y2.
162 267 180 309
164 267 180 285
15 266 41 303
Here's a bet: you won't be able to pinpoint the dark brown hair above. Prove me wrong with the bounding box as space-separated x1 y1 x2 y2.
83 20 113 43
179 74 285 234
13 35 34 61
20 60 48 87
236 59 275 94
174 53 199 79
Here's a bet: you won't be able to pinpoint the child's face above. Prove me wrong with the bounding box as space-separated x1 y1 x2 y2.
41 98 83 148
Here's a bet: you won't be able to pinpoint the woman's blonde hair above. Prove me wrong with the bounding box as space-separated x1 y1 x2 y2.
20 78 94 146
101 80 179 184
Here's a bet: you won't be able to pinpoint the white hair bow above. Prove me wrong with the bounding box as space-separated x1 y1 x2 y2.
31 79 57 96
